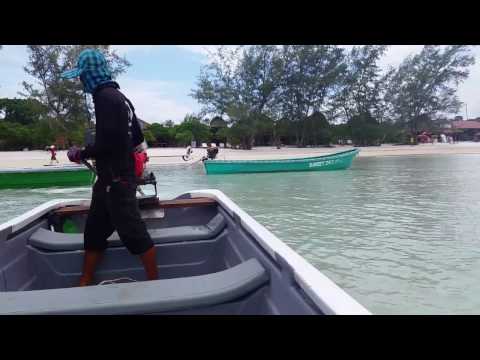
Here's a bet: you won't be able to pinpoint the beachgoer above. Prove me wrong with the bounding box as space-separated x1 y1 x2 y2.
48 145 59 165
62 49 158 286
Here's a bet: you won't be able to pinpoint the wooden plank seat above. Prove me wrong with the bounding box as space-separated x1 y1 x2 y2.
52 197 217 217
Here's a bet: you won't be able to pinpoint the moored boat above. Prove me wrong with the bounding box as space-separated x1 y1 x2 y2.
0 165 93 189
203 148 360 175
0 189 370 315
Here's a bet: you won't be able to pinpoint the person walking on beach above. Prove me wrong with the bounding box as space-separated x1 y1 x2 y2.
48 145 59 165
62 49 158 286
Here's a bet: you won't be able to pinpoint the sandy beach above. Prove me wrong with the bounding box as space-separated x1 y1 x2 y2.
1 142 480 169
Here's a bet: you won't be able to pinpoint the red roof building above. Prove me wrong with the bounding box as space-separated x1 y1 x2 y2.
449 119 480 141
451 120 480 129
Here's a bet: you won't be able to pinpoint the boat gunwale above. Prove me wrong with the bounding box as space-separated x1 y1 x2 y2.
0 166 89 174
190 189 370 315
204 148 359 166
0 198 91 237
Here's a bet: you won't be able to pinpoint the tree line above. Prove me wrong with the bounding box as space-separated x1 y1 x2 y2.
0 45 475 151
191 45 475 148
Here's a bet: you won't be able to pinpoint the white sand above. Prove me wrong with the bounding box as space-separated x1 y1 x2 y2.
1 143 480 170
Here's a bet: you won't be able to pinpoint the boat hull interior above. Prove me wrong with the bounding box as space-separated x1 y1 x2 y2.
0 194 325 315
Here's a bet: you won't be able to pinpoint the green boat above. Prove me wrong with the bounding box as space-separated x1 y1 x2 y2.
0 165 93 189
204 148 360 175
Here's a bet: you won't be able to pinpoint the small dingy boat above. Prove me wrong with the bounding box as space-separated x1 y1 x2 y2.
0 189 369 315
0 165 93 189
203 148 360 175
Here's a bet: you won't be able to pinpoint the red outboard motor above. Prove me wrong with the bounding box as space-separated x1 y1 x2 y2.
133 150 148 178
122 96 157 196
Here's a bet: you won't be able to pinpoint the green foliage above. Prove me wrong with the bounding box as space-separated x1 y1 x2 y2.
1 45 476 151
68 123 88 146
254 115 275 146
279 45 346 146
175 130 193 146
191 45 475 147
192 45 283 149
30 119 56 148
348 113 383 146
331 124 350 143
148 117 213 147
0 45 131 151
0 97 88 150
303 112 332 146
210 116 228 143
384 45 475 133
21 45 130 132
143 129 156 146
216 123 245 148
164 120 175 128
0 98 48 125
334 46 389 121
0 121 34 150
216 127 230 143
380 123 407 144
149 123 173 145
224 104 257 149
176 114 211 144
192 45 347 148
210 116 227 129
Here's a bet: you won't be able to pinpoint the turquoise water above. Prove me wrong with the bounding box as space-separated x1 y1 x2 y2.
2 155 480 314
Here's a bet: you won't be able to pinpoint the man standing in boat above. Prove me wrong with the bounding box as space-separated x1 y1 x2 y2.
62 49 158 286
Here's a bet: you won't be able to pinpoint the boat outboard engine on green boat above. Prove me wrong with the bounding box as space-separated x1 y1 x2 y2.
202 143 219 162
182 146 194 161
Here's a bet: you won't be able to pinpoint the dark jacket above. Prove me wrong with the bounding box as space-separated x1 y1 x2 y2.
81 82 135 184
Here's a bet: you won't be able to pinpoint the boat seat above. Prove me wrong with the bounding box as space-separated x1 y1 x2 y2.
0 259 268 315
28 213 226 251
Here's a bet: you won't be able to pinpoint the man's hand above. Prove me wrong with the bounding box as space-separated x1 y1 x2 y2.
67 146 83 164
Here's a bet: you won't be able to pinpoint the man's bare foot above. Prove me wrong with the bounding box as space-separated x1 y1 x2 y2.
140 246 159 280
79 276 93 286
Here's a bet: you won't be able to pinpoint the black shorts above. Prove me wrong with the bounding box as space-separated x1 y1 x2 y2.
84 180 154 255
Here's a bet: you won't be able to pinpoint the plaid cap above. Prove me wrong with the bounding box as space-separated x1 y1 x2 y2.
61 49 112 79
62 48 113 93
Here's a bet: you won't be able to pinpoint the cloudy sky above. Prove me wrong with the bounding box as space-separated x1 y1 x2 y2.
1 45 479 123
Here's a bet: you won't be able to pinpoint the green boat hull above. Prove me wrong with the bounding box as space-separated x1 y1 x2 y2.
0 167 93 189
204 148 359 175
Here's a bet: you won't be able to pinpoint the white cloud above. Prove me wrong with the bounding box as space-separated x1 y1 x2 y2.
0 83 25 98
117 78 199 123
110 45 158 56
380 45 424 68
457 46 480 119
0 45 34 98
0 45 29 66
176 45 240 63
176 45 217 56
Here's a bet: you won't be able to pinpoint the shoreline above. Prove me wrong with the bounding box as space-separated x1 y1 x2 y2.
1 143 480 169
